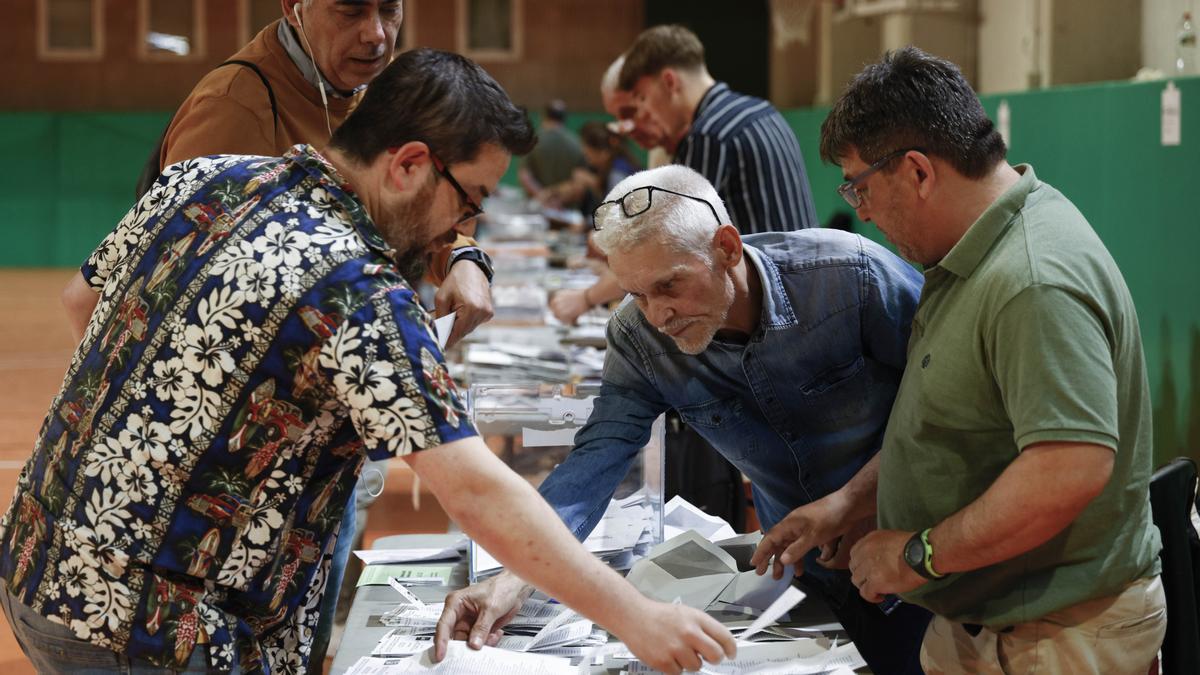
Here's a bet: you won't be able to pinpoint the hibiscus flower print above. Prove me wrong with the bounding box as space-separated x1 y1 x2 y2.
252 221 311 268
181 323 236 388
332 354 398 409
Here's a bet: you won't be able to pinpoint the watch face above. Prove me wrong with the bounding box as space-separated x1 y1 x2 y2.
904 535 925 567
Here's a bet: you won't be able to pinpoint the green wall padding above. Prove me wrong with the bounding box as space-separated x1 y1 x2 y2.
2 77 1197 464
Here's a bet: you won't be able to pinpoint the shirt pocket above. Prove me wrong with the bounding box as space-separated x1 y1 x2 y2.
794 355 869 425
676 397 757 462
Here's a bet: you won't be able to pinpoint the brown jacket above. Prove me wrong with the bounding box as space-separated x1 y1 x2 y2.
160 20 468 282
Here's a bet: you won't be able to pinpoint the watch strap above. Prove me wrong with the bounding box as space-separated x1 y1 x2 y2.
919 528 946 579
447 246 494 284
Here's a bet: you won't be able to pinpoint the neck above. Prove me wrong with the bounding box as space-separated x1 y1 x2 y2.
720 257 762 338
666 71 716 152
930 162 1021 262
324 148 382 223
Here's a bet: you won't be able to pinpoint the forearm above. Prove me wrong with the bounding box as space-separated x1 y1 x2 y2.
831 452 880 522
928 441 1114 574
413 440 647 630
62 271 100 342
588 270 625 307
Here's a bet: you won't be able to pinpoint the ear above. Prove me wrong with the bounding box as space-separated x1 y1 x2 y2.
282 0 303 30
907 150 937 200
712 224 743 269
384 141 434 196
660 68 680 95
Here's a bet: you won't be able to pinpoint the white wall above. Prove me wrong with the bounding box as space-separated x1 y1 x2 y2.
1144 0 1199 74
978 0 1045 93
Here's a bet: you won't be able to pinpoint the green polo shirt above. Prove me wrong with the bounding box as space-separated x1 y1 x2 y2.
877 165 1161 627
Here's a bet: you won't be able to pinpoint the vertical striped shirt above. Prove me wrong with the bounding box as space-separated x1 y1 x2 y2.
676 82 819 234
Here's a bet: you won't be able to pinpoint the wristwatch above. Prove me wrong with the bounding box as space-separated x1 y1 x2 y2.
446 246 494 284
903 528 946 580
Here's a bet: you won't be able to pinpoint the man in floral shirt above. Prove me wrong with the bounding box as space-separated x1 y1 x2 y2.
0 49 736 675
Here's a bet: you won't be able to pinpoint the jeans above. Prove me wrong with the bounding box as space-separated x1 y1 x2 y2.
795 568 931 675
0 583 222 674
307 489 356 672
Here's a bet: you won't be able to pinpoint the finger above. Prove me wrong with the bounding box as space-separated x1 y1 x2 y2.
433 603 461 662
780 536 816 566
772 553 785 580
486 630 503 647
750 539 776 574
701 616 738 659
675 646 702 673
466 603 504 649
433 287 453 318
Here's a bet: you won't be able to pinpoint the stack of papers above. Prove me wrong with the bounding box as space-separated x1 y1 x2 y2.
471 491 658 581
348 641 578 674
606 640 865 675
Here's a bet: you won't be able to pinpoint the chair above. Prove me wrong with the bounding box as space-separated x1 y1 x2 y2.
1149 457 1200 675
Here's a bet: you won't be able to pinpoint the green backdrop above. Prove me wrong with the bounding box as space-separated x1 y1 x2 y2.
2 77 1198 466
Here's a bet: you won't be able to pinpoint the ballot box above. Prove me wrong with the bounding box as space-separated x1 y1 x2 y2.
465 382 665 582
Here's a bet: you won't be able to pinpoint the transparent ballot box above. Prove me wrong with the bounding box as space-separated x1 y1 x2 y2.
466 383 665 582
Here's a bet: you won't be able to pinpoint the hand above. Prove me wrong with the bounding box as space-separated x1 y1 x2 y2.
751 492 851 579
433 573 532 661
549 288 592 325
815 515 876 570
434 260 494 348
612 600 737 675
848 529 926 603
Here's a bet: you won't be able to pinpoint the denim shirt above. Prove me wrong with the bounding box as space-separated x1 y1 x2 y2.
538 229 923 575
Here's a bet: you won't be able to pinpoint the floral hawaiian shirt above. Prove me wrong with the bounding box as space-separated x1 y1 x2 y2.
0 145 475 673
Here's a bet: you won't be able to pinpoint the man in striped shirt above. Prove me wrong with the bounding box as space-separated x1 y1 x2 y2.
619 25 819 234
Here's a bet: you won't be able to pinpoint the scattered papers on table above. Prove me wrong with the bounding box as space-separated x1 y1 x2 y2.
663 494 738 542
346 641 578 674
356 564 454 587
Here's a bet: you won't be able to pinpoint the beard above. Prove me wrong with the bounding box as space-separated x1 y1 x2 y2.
374 173 438 287
657 266 736 355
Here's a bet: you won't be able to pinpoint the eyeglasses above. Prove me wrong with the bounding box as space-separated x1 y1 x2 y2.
836 147 924 209
593 186 721 231
431 153 484 225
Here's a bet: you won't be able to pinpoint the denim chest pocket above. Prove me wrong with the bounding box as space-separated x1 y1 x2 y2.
676 397 758 462
794 355 868 424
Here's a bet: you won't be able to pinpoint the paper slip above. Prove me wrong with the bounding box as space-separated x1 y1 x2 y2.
355 544 464 565
347 642 578 674
372 631 433 657
663 495 737 542
357 564 453 587
434 312 456 349
735 586 807 644
388 577 426 607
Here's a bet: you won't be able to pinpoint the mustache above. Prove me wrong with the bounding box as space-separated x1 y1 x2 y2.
657 318 692 336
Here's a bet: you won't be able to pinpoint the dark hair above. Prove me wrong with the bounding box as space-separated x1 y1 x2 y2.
544 99 568 123
618 24 706 91
820 46 1006 179
579 120 638 169
331 48 536 165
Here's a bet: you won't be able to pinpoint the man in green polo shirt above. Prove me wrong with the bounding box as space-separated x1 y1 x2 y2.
815 47 1164 673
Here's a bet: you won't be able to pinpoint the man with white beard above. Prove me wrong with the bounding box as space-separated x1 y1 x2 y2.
438 164 933 675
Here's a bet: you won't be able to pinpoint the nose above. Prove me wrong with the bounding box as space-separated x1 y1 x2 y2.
361 11 385 46
642 297 673 328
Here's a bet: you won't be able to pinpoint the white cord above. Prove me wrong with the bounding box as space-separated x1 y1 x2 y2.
363 465 385 499
293 5 334 138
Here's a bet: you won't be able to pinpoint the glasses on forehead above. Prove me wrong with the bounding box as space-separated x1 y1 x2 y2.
431 152 484 225
836 147 924 209
593 186 721 231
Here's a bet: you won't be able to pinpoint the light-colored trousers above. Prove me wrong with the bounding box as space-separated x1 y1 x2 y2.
921 575 1167 675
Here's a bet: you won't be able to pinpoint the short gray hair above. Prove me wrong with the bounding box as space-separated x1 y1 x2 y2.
593 165 731 260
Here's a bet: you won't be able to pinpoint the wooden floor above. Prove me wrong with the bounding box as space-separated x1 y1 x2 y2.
0 269 448 672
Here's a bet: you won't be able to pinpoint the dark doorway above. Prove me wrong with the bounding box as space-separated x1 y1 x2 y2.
643 0 770 100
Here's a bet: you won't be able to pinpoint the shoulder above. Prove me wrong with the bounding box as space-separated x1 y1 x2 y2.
744 229 872 272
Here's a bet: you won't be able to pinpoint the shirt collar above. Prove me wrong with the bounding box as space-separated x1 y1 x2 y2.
277 21 365 100
691 81 729 124
743 244 796 337
937 164 1037 279
284 145 392 257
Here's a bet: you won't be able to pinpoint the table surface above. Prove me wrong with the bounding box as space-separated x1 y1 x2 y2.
330 533 855 674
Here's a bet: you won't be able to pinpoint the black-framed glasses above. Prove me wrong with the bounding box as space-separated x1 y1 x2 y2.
592 186 721 231
431 153 484 224
836 147 924 209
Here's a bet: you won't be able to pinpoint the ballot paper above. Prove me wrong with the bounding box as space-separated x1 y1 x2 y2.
354 536 467 565
624 528 796 614
371 631 433 657
618 640 865 675
663 495 738 542
735 585 807 643
346 642 578 674
356 564 453 587
433 312 456 350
